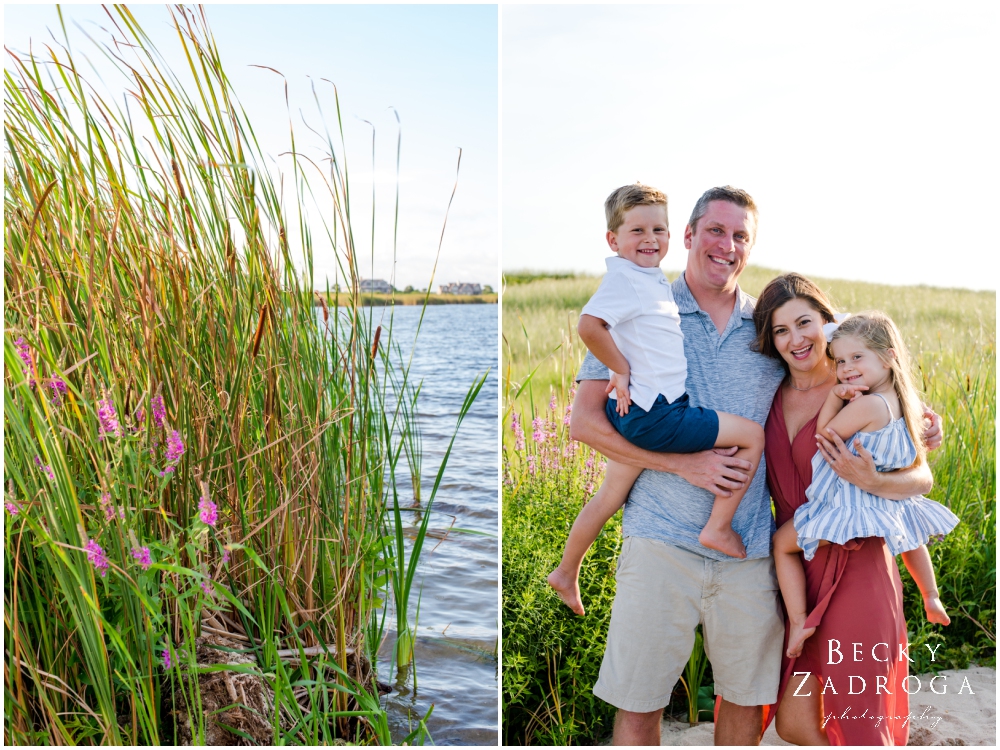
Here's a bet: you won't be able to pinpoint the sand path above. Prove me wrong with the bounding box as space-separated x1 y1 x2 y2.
658 666 995 746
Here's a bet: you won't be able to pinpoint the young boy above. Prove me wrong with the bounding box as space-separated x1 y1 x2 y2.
547 184 766 615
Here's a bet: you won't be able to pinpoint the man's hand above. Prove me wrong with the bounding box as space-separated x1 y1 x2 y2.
671 446 752 497
606 371 631 416
923 407 944 452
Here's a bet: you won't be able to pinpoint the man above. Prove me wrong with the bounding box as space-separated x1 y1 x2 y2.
571 186 784 745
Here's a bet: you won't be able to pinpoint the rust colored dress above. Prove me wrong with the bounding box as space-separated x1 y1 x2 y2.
762 387 910 746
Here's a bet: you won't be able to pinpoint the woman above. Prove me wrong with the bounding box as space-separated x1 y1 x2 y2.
752 273 942 746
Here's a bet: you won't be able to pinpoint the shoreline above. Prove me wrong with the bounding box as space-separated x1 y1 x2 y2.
316 292 497 307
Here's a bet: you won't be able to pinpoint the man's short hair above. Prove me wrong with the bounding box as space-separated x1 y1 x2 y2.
605 183 668 233
687 186 758 243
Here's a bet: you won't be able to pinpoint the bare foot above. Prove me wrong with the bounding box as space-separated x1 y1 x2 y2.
547 567 585 615
925 596 951 626
698 525 747 559
786 620 817 659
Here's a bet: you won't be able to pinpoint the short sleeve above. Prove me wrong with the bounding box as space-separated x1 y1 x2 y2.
575 350 611 382
580 271 642 327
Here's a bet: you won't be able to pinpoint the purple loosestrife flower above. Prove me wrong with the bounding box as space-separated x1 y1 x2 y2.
198 497 218 527
14 337 35 386
99 492 123 521
151 394 166 429
531 416 547 445
48 378 68 406
549 394 557 412
160 431 184 476
527 455 536 476
511 412 525 452
5 501 21 516
34 455 55 482
131 546 152 570
221 548 231 566
563 401 573 427
97 393 121 439
85 540 110 577
201 576 214 598
162 649 172 669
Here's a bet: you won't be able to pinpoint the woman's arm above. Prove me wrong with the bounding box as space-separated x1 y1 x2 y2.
815 426 934 500
569 379 752 496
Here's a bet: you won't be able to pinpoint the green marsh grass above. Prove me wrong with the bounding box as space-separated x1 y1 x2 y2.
4 7 476 744
502 271 995 745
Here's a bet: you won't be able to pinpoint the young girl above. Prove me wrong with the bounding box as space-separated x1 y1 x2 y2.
774 311 959 658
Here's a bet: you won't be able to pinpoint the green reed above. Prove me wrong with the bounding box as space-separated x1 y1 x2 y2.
502 272 995 744
4 6 455 744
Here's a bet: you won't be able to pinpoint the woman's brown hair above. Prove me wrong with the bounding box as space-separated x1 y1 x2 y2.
751 273 837 371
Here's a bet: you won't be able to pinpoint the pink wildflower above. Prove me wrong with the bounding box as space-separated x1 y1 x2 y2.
563 401 573 426
14 337 35 386
198 497 218 527
85 540 110 577
548 394 557 412
160 431 184 476
527 455 536 476
5 501 21 516
131 546 152 570
221 548 231 565
531 416 547 444
201 576 214 598
151 395 166 429
48 378 68 405
97 393 121 439
99 493 123 521
34 455 55 482
511 412 525 451
162 649 172 669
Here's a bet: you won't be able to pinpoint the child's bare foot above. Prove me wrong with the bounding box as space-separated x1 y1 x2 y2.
925 596 951 626
786 620 817 659
699 525 747 559
547 567 585 615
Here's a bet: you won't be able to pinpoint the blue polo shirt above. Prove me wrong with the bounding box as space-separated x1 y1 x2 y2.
576 272 785 561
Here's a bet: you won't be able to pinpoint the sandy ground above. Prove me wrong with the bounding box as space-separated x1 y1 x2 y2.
658 666 995 746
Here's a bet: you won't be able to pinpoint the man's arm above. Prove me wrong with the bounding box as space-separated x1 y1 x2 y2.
569 379 752 496
814 409 943 500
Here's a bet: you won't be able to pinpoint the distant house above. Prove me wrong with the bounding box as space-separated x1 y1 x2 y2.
360 279 393 294
438 282 482 295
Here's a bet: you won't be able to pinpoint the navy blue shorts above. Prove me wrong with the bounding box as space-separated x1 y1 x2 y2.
606 392 719 453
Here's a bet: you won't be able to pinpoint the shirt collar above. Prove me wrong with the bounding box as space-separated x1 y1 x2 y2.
672 271 756 320
606 256 667 276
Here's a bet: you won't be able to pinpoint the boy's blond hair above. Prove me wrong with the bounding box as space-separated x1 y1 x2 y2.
605 183 668 233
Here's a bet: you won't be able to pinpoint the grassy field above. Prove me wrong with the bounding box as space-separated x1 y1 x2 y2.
321 291 497 306
501 270 996 745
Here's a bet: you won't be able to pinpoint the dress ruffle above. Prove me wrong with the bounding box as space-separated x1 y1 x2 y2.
796 417 960 561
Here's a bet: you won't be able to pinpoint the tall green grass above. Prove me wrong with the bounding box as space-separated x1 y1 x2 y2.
502 271 995 745
4 6 465 744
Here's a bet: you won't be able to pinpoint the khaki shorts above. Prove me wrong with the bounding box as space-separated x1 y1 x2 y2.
593 536 783 713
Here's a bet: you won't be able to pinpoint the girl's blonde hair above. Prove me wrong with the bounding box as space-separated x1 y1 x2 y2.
830 311 927 466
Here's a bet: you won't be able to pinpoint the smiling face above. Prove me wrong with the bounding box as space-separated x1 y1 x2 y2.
606 204 670 268
770 297 830 375
831 334 893 392
683 200 755 293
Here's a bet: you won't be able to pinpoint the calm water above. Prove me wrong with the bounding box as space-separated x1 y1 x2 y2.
321 303 498 744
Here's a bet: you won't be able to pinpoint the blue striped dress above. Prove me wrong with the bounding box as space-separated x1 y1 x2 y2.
795 395 960 561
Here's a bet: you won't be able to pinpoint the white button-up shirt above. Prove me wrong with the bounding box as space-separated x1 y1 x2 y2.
580 256 687 412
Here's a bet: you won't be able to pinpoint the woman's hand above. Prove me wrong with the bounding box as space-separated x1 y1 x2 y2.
815 427 879 487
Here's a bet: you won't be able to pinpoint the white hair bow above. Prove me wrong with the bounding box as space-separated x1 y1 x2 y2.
823 313 851 342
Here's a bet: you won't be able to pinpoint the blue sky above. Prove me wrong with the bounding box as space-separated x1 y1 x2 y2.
503 5 998 291
5 5 499 291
